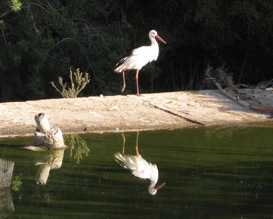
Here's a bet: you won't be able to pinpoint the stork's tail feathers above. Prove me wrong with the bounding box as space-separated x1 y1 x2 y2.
114 152 129 169
114 57 128 73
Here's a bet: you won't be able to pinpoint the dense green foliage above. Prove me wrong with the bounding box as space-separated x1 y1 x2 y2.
1 0 273 101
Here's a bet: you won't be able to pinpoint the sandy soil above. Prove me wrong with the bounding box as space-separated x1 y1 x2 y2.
0 90 272 137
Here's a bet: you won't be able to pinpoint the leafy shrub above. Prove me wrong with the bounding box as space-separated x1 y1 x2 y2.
51 68 90 98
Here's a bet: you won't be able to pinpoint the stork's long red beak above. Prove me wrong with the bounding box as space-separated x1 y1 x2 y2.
155 182 166 191
156 35 167 44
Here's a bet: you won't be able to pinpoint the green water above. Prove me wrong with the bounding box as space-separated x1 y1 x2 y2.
1 124 273 218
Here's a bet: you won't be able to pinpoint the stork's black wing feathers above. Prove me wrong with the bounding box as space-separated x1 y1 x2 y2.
113 48 135 71
114 56 128 70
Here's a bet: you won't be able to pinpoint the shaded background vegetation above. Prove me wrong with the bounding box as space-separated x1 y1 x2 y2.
1 0 273 101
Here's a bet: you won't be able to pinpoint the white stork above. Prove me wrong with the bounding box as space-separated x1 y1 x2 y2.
114 30 166 96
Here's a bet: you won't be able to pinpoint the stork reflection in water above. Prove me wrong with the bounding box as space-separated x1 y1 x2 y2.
114 131 165 195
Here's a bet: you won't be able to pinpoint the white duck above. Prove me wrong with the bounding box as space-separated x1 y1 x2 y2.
114 30 166 96
114 131 165 195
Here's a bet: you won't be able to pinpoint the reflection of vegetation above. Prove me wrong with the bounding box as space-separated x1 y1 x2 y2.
44 193 52 204
11 175 22 192
65 134 90 164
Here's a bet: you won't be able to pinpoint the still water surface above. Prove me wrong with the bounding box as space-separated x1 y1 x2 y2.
1 124 273 218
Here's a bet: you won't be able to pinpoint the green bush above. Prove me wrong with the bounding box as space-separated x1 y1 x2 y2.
51 68 90 98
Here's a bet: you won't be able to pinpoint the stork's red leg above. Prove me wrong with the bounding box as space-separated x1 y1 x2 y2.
135 131 139 156
121 133 126 154
135 69 140 96
121 71 126 92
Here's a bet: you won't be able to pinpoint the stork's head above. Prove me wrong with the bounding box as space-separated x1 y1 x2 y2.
149 182 166 195
149 30 166 44
147 164 166 195
149 30 158 38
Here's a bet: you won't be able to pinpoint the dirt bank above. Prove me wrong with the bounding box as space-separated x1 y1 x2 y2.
0 90 272 137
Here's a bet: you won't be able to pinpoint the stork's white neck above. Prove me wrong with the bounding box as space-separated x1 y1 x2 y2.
150 36 158 46
148 180 157 195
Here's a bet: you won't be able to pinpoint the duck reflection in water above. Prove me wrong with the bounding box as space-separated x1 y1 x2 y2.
114 131 165 195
